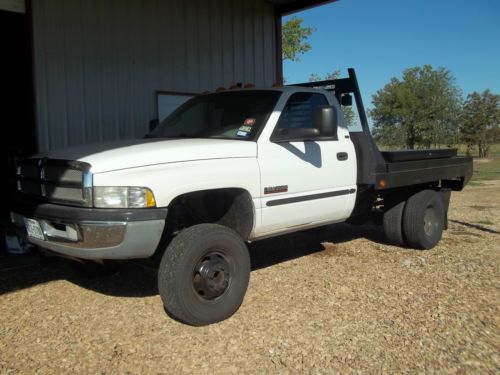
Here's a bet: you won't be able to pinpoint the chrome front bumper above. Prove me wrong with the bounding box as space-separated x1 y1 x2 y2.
11 211 165 260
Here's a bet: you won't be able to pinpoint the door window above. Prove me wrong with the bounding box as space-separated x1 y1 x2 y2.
276 92 328 130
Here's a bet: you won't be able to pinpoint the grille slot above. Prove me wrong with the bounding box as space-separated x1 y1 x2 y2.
18 164 38 179
18 179 42 195
44 184 85 201
16 158 92 207
43 166 83 184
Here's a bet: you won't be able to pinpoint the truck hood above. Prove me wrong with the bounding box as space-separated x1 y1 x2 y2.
44 138 257 173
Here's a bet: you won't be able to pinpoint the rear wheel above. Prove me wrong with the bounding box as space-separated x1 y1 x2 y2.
383 200 406 246
158 224 250 326
403 190 444 249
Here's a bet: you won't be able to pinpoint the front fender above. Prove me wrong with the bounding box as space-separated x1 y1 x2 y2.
92 158 261 208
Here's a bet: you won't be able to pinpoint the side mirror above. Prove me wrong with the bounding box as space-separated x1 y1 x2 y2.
341 94 353 106
272 127 320 143
149 119 159 131
314 106 338 139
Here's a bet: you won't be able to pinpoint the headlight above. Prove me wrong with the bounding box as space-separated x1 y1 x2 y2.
93 186 156 208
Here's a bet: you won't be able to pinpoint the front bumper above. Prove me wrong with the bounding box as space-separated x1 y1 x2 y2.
11 198 168 260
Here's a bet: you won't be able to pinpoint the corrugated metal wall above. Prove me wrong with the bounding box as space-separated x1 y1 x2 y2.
32 0 277 152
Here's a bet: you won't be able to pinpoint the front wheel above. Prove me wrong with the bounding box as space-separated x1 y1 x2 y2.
403 190 445 249
158 224 250 326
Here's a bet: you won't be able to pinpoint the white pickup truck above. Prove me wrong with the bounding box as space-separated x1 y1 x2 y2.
11 69 472 325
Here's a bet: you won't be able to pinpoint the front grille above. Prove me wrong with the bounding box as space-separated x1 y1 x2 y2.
16 158 92 207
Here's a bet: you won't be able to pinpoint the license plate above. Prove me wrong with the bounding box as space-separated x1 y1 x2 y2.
24 218 45 241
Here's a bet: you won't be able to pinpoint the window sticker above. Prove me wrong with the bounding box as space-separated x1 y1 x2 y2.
238 125 253 132
236 130 250 137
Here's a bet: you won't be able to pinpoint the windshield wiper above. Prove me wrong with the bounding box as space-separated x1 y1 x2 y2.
144 133 204 139
165 134 199 138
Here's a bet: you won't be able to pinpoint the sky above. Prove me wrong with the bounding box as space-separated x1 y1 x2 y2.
283 0 500 110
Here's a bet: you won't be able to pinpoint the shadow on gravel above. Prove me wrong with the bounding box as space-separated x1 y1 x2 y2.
248 231 326 270
69 261 159 298
324 223 387 245
0 223 387 297
0 252 67 295
249 222 386 270
0 253 159 298
449 219 500 234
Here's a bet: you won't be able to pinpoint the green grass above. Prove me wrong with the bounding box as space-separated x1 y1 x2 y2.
463 144 500 182
467 180 484 186
476 219 494 225
455 143 500 157
471 158 500 182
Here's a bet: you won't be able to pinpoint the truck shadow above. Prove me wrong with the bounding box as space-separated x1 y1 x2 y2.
0 255 160 298
249 223 386 270
0 223 387 298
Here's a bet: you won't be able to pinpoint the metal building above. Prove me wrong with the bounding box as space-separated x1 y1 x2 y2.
31 0 282 151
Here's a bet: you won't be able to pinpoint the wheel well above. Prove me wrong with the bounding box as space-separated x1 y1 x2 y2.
165 188 255 240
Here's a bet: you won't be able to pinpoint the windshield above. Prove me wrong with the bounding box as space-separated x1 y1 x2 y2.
147 90 281 141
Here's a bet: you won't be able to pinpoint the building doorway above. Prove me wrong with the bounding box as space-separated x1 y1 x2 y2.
0 8 37 221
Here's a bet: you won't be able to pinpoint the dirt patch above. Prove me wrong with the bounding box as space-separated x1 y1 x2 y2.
1 183 499 374
470 205 493 211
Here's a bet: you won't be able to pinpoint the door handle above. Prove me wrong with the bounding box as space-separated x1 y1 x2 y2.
337 152 348 161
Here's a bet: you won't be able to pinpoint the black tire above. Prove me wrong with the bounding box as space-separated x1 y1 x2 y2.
403 190 444 250
383 200 406 246
158 224 250 326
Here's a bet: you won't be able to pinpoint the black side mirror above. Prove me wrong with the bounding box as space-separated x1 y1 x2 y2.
341 94 353 106
314 106 338 139
149 119 159 131
272 127 320 143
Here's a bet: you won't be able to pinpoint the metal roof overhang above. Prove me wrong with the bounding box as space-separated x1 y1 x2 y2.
268 0 337 15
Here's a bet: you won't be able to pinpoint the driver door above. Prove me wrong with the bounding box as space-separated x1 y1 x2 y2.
256 91 356 235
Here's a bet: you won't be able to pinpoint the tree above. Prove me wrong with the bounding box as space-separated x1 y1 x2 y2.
370 65 462 149
282 17 315 62
308 70 356 127
461 90 500 158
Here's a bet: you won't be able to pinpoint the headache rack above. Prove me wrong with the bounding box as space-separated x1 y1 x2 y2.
290 68 387 185
289 68 473 190
290 68 371 133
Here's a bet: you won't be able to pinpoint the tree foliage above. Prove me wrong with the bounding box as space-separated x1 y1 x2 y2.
308 70 356 127
282 17 315 62
461 90 500 158
370 65 462 149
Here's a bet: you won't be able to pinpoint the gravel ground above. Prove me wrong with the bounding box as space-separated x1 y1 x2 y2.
0 182 499 374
